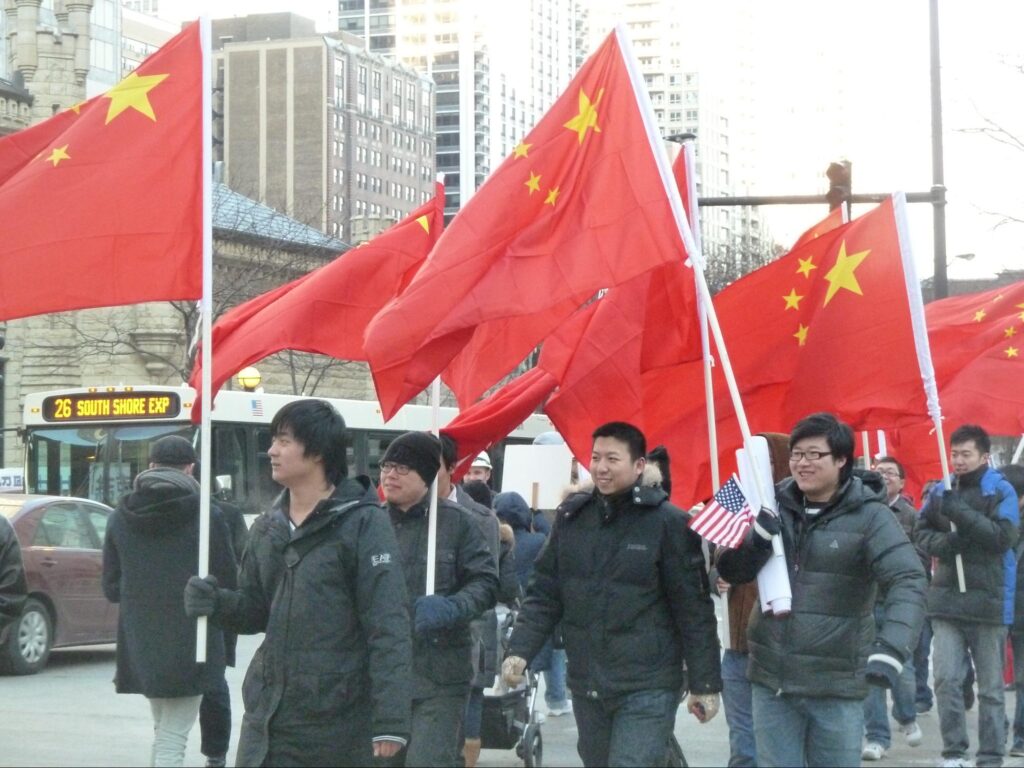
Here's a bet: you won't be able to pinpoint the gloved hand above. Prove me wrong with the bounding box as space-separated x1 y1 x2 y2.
414 595 461 635
502 655 528 687
924 493 953 532
940 490 973 527
686 692 720 723
865 644 903 689
752 508 780 549
184 575 220 618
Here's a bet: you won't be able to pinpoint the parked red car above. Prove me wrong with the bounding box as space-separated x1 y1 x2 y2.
0 495 117 674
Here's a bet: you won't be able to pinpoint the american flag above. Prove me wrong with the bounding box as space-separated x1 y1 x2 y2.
688 474 754 549
251 399 264 417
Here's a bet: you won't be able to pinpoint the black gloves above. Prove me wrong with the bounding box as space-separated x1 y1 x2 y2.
184 575 221 618
752 508 780 549
865 644 903 689
414 595 461 635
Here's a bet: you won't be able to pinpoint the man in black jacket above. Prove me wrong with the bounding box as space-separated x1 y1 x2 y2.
718 413 925 768
0 513 26 645
103 435 237 768
185 400 411 767
503 421 722 768
380 431 498 767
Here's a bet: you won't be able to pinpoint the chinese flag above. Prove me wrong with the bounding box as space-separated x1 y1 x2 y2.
189 186 445 420
365 28 695 420
0 22 202 321
925 280 1024 434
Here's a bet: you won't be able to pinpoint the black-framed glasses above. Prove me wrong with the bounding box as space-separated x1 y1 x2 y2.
788 450 833 462
380 461 412 476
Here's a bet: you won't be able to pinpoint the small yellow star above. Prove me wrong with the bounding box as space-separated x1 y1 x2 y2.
796 256 817 278
46 145 71 167
525 172 541 195
513 142 531 159
1006 346 1019 359
1005 326 1018 339
103 71 169 124
416 215 430 233
68 101 85 115
1019 312 1024 323
782 288 804 311
974 309 987 322
794 324 809 346
545 187 560 206
563 88 604 144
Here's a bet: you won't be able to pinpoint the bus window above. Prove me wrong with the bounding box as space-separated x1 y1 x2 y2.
211 425 246 505
364 431 396 486
255 426 280 514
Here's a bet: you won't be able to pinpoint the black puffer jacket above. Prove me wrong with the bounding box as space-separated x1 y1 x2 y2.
387 496 499 700
508 485 722 698
213 478 412 767
0 516 26 633
102 468 236 697
718 471 926 700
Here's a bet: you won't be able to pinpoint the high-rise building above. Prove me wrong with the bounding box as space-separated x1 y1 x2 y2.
212 14 435 241
121 5 178 76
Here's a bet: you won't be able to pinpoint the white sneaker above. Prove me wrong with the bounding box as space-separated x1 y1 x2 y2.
939 759 973 767
534 711 546 724
546 701 573 717
861 742 885 761
899 720 923 747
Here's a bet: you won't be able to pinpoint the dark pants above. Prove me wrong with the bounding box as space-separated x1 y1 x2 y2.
915 617 934 709
200 674 231 759
572 688 679 767
404 694 469 767
1011 628 1024 744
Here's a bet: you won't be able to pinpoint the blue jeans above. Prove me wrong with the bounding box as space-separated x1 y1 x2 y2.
1013 628 1024 743
721 650 756 767
863 606 918 746
751 684 863 767
932 618 1007 767
543 647 568 707
572 688 679 767
915 617 934 709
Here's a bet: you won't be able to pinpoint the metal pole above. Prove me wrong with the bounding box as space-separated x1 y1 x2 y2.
930 0 949 299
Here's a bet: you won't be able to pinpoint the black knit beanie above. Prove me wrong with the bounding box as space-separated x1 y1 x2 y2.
382 431 442 486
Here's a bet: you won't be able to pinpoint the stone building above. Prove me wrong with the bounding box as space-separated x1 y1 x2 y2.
0 72 32 135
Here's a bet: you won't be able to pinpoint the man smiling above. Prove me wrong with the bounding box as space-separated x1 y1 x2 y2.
718 412 925 768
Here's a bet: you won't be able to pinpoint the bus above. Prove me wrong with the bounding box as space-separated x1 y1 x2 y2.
22 385 553 514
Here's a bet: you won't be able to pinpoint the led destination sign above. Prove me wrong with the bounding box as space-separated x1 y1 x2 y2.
42 392 182 422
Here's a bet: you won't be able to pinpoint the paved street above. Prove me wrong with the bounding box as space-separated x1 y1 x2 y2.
3 627 1024 767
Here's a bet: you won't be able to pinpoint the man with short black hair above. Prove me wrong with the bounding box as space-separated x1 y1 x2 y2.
185 399 411 766
915 424 1019 768
503 421 721 767
381 431 498 767
718 413 926 768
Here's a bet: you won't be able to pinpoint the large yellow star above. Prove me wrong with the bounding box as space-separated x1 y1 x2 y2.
513 142 531 159
46 145 70 167
974 309 987 322
1005 326 1017 339
103 71 169 124
1006 346 1019 359
782 288 803 311
796 256 817 278
563 88 604 144
794 324 809 346
822 241 870 306
545 187 560 206
525 172 541 195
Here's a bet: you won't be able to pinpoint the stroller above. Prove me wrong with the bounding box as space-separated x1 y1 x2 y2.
479 606 544 766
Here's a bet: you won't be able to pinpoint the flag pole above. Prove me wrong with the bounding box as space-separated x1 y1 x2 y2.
891 191 966 592
862 431 872 469
425 376 441 595
196 15 213 662
1013 434 1024 465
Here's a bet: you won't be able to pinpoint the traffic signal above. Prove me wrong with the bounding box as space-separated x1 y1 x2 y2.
825 160 852 212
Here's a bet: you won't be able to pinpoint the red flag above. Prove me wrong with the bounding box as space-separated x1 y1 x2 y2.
925 280 1024 434
0 23 202 320
189 185 445 420
365 28 695 419
790 207 845 250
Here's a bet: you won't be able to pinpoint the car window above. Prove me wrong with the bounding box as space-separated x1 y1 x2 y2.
83 505 110 545
32 504 95 549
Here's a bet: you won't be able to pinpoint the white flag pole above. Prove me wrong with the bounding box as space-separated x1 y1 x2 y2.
196 15 214 662
1012 434 1024 465
425 376 442 595
862 431 872 469
892 191 965 592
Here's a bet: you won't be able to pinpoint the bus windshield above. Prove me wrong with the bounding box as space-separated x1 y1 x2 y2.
27 424 193 506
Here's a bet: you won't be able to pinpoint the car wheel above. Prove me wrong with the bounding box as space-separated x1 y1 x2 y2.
1 598 53 675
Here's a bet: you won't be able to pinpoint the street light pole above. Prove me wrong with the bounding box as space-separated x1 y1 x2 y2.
930 0 949 299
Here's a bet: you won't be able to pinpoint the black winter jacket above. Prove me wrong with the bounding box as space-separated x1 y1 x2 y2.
507 485 722 698
213 478 412 767
387 496 498 700
914 465 1019 626
717 471 926 700
102 469 236 698
0 516 26 633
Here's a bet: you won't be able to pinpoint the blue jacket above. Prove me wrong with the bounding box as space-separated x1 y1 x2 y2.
494 492 546 591
915 465 1019 625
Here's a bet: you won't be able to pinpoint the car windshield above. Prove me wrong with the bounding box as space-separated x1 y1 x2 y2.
0 498 25 519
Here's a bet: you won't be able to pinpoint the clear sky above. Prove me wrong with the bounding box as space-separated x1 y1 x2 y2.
161 0 1022 281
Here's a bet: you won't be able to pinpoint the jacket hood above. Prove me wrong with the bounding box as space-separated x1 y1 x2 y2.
777 469 887 515
119 467 201 533
494 492 532 530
